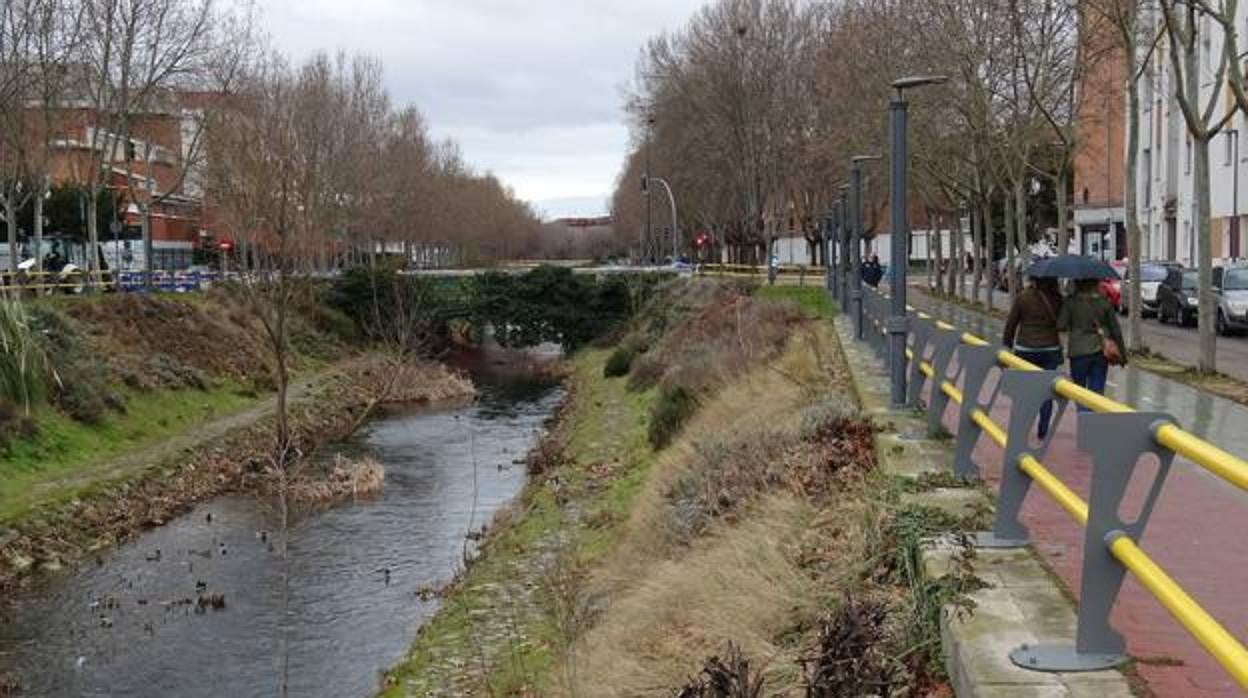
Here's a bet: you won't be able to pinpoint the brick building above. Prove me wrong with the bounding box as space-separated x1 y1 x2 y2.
1073 13 1127 261
7 91 214 271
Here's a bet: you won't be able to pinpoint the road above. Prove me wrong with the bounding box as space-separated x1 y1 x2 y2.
913 277 1248 382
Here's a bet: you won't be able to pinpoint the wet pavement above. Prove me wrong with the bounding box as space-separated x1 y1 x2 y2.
919 278 1248 382
907 288 1248 459
895 288 1248 697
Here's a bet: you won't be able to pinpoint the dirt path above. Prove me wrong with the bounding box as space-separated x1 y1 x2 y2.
25 366 338 507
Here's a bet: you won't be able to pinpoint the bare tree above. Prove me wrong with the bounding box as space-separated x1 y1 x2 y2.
1158 0 1235 372
71 0 217 288
1083 0 1161 352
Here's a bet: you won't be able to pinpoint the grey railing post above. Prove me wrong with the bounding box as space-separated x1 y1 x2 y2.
950 343 1002 479
921 328 962 435
906 316 936 408
1011 411 1177 673
974 369 1069 549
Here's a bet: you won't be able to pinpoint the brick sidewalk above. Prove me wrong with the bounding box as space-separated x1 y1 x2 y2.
945 376 1248 696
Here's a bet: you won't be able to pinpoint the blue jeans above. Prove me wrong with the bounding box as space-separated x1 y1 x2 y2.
1069 353 1109 413
1015 348 1062 438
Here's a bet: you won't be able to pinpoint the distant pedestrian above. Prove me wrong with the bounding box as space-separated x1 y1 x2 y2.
1058 278 1127 410
1003 276 1063 438
863 255 883 288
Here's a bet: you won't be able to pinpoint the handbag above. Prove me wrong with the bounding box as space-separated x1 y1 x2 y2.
1089 299 1126 366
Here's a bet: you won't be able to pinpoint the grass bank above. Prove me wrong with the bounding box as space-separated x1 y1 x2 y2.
0 382 256 523
382 279 981 696
381 348 657 695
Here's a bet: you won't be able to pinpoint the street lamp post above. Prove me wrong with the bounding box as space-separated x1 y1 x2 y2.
850 156 880 339
887 74 947 408
643 174 679 262
838 186 850 312
824 209 835 295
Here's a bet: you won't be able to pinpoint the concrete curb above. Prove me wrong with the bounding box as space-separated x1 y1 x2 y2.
833 316 1134 697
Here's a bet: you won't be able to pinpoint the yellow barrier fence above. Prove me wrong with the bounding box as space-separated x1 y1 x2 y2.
865 292 1248 687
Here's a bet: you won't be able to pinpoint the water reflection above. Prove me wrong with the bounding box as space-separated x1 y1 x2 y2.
0 372 562 697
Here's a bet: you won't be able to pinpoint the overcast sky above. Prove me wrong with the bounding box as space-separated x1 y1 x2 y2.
263 0 705 220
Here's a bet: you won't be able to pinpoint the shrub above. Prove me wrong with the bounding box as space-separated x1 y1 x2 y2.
29 305 123 424
604 335 647 378
648 384 698 449
0 399 37 452
0 298 49 414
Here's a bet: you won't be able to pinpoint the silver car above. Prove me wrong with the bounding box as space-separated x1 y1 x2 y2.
1218 265 1248 335
1123 262 1181 317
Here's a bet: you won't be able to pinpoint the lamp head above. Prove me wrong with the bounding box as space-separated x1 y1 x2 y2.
891 75 949 91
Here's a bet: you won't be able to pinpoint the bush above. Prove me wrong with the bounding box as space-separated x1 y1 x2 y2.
648 384 699 449
29 305 123 424
0 298 49 414
0 399 37 452
604 335 647 378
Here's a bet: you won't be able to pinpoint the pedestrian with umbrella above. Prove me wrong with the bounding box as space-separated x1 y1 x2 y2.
1002 269 1064 438
1031 255 1127 409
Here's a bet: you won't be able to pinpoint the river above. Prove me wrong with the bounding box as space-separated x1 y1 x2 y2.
0 362 563 697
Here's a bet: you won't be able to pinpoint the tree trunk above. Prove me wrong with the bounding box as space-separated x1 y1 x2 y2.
34 193 44 273
980 198 994 311
1005 183 1017 304
87 193 100 290
971 203 983 305
1055 167 1070 254
3 197 15 275
1014 176 1028 298
1194 136 1217 373
951 210 962 298
1125 39 1145 352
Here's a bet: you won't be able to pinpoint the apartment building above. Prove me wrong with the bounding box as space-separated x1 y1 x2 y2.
1133 8 1248 266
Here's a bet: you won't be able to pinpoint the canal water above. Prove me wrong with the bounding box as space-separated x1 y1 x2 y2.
0 363 563 697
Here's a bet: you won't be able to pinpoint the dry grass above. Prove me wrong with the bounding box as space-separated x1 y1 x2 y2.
569 495 818 696
287 454 385 503
550 324 875 696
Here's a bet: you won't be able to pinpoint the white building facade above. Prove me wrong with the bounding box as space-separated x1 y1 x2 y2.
1134 6 1248 266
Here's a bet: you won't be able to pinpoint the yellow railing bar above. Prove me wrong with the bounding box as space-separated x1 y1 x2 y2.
1018 455 1090 525
1110 536 1248 687
897 292 1248 686
1153 425 1248 491
907 297 1248 490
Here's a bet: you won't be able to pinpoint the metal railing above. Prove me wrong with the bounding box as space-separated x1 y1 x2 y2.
851 285 1248 686
0 269 223 295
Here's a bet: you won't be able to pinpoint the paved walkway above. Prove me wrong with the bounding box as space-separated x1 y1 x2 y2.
902 290 1248 697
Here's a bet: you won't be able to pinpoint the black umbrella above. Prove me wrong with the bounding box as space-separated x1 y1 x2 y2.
1026 254 1119 280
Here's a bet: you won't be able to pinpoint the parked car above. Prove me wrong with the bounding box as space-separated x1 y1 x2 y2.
1217 265 1248 335
1157 268 1200 326
1099 277 1122 311
1123 261 1182 317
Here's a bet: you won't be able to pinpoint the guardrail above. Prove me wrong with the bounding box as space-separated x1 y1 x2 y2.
851 284 1248 686
0 269 223 294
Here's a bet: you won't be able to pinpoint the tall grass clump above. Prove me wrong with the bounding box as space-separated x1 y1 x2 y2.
0 297 48 415
648 384 698 449
604 334 647 378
